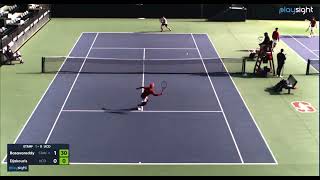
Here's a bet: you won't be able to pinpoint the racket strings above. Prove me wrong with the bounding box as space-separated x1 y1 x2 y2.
161 81 167 92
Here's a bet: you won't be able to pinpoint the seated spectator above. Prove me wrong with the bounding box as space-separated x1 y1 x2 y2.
259 32 272 52
3 45 24 64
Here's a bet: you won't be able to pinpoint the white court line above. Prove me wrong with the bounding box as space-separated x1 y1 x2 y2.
1 33 85 164
83 32 208 35
86 57 216 61
62 110 223 113
205 33 278 165
281 39 319 73
91 47 197 50
289 35 319 58
0 161 277 165
190 33 244 164
44 33 99 144
141 48 146 111
2 32 275 166
43 56 85 59
69 162 276 165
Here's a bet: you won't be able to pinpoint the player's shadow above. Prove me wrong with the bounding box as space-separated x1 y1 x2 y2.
264 86 294 95
264 86 281 95
101 107 137 114
237 49 254 52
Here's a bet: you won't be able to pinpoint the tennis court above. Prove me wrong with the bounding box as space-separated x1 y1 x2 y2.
3 32 276 164
1 4 319 174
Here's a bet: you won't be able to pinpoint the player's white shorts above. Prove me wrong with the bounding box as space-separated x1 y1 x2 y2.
310 26 315 32
272 38 278 46
142 96 148 102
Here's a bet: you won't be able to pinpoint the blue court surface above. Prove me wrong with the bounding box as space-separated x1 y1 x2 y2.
281 35 319 72
6 33 277 164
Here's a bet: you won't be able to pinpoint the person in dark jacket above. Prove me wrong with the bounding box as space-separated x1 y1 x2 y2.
276 49 286 77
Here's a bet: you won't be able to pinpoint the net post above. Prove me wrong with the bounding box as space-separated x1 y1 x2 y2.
306 59 310 75
242 58 247 76
41 57 45 73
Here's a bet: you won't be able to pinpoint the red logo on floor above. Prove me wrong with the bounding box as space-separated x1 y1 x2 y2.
291 101 317 113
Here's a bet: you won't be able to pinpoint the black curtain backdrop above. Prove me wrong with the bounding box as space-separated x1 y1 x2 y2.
51 4 320 20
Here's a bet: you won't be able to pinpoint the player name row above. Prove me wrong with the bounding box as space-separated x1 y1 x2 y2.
9 159 28 163
9 151 35 156
9 151 56 156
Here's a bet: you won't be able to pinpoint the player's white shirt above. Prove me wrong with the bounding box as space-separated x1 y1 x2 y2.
161 17 168 24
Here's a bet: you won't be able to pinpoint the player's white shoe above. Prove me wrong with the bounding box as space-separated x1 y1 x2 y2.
137 107 142 111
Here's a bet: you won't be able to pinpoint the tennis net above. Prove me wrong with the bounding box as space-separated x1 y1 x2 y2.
306 59 319 75
41 56 247 75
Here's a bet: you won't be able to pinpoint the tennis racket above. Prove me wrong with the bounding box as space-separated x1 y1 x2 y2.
306 26 310 32
258 36 264 43
161 80 167 93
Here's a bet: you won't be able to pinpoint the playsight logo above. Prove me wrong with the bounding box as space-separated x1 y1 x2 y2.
279 6 313 15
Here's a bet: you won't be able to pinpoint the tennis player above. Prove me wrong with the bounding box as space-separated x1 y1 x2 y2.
307 17 317 37
160 16 172 32
136 82 162 111
272 28 280 50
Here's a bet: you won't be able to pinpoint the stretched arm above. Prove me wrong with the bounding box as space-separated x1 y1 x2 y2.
152 92 162 96
136 86 145 90
151 90 162 96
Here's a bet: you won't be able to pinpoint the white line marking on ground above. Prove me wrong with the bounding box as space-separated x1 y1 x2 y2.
62 110 223 113
1 33 85 164
69 162 277 165
91 47 198 50
205 33 278 165
289 35 319 58
1 161 277 165
83 32 208 35
282 38 319 73
141 48 146 111
190 33 244 164
44 33 99 144
2 32 278 165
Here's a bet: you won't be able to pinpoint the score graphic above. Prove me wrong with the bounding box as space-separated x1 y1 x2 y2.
7 144 69 172
59 149 69 165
